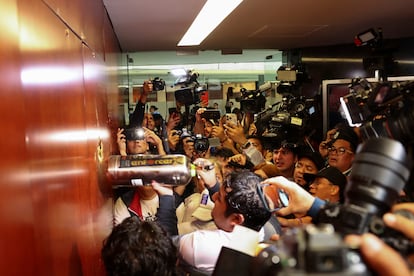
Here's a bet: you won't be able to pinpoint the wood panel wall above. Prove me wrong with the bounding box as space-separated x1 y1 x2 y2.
0 0 120 275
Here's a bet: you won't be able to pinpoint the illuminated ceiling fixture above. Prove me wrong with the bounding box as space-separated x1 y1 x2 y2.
178 0 243 46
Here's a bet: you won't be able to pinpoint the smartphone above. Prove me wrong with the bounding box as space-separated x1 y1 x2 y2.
201 110 221 122
225 113 238 126
169 107 178 115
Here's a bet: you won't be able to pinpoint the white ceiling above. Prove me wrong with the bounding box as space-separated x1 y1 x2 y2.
103 0 414 53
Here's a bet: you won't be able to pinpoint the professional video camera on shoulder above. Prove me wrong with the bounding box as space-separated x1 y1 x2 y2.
276 64 307 95
340 78 414 143
251 64 317 140
238 87 267 114
174 70 207 106
254 92 318 141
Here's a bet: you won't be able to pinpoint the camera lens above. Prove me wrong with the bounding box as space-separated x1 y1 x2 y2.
360 107 414 144
194 138 209 153
347 137 411 215
386 108 414 143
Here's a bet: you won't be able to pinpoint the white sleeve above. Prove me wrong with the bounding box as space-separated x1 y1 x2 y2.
179 230 231 272
179 232 197 268
113 197 131 225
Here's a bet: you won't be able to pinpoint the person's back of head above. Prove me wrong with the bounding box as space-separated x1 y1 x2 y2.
211 147 235 159
101 217 179 276
224 171 271 231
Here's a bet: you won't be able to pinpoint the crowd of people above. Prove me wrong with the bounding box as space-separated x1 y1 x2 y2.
101 81 414 276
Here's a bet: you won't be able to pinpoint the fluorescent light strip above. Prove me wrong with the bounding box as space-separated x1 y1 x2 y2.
178 0 243 46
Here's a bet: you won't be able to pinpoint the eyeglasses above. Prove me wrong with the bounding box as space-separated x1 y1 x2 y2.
256 183 289 212
328 146 353 155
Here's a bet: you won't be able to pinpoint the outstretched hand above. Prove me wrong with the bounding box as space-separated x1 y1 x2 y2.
117 128 127 156
223 122 246 145
151 181 173 196
261 176 315 217
193 158 217 188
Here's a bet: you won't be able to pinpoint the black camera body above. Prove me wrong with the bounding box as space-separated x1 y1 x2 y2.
174 71 207 106
201 109 221 122
341 78 414 143
239 88 267 113
193 134 209 153
318 203 414 257
213 224 369 276
252 224 370 276
254 94 318 142
151 77 165 91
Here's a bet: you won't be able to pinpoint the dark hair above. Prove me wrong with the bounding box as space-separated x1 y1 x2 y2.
223 171 271 231
211 147 234 159
246 135 263 147
101 217 180 276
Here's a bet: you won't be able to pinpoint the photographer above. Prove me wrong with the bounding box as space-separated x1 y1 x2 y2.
117 127 166 156
129 80 153 128
113 126 167 225
261 176 413 276
193 107 216 137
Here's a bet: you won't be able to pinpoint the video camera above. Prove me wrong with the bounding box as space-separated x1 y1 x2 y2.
254 93 318 142
340 78 414 144
276 65 308 95
174 70 207 106
239 87 267 114
236 82 271 114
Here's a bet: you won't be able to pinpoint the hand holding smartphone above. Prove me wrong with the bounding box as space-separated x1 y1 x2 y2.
225 113 238 126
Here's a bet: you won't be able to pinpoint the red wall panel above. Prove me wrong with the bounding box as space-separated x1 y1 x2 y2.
0 0 36 275
42 0 106 58
0 0 121 274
